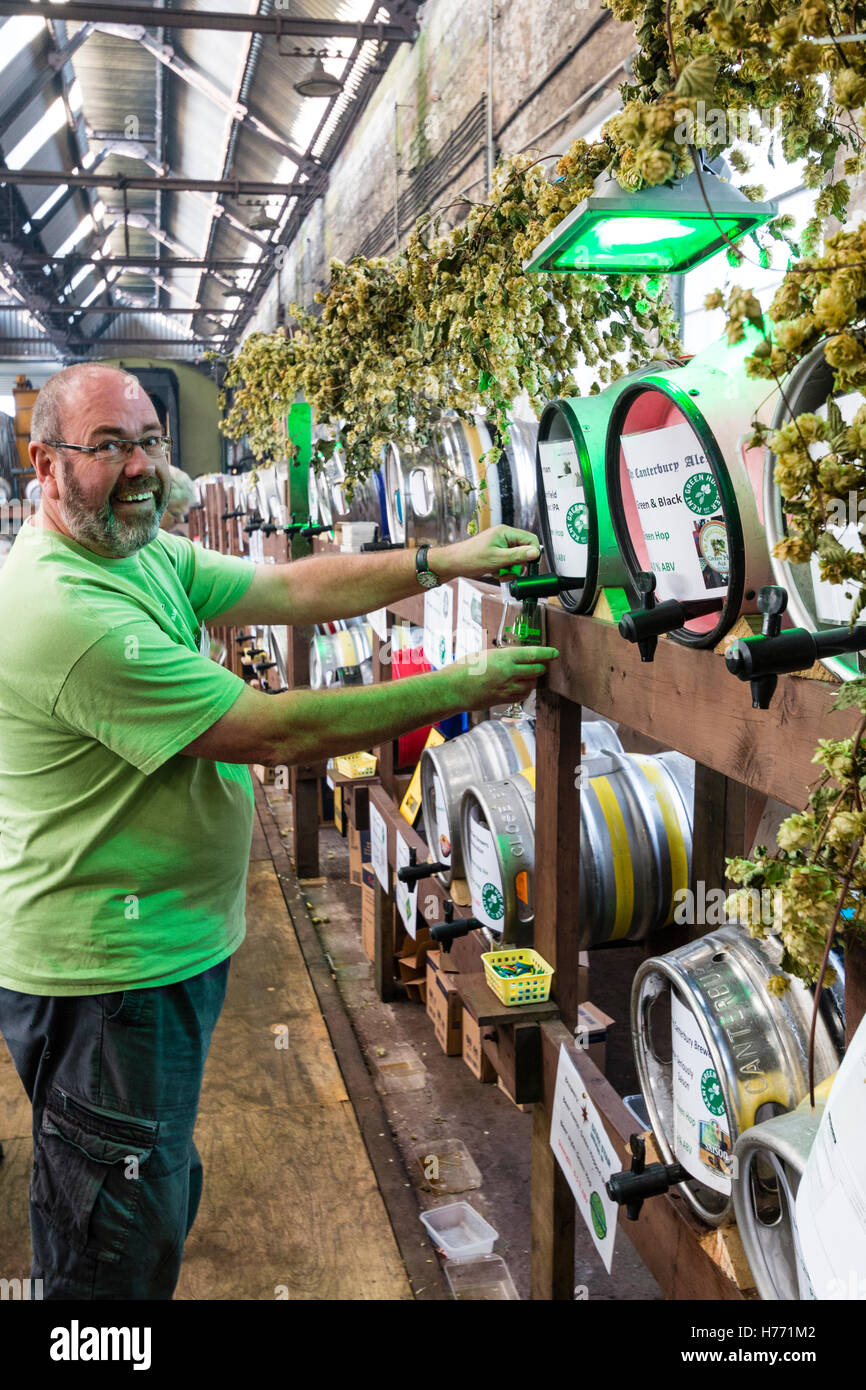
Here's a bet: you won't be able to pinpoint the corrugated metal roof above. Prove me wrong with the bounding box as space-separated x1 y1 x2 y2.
0 0 420 361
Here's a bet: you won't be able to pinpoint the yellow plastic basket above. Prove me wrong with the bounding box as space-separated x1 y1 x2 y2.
481 949 554 1006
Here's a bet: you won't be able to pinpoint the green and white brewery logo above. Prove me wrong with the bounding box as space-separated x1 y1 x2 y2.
590 1191 607 1241
566 501 589 545
683 471 720 517
481 882 505 919
700 1067 726 1117
698 520 729 575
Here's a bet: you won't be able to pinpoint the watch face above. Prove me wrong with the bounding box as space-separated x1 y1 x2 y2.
418 569 438 588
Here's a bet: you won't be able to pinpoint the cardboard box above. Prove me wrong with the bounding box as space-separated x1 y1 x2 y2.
575 1001 615 1074
361 884 375 962
462 1008 497 1083
333 782 346 836
425 951 462 1055
361 862 376 890
348 825 372 887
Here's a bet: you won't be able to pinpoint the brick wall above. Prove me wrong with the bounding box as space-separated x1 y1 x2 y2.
245 0 634 338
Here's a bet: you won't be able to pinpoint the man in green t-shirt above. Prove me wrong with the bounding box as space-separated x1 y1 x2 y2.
0 363 556 1300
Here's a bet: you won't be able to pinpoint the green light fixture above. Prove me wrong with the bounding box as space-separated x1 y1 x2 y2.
524 163 778 276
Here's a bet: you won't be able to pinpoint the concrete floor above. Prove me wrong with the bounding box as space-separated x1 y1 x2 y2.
269 784 661 1301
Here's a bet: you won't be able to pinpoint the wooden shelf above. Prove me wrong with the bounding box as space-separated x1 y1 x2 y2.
481 594 856 809
456 972 560 1026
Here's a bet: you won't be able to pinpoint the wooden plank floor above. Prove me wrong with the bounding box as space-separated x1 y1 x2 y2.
0 806 412 1301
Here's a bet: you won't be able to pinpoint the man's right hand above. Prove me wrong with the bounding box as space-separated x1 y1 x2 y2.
452 645 560 711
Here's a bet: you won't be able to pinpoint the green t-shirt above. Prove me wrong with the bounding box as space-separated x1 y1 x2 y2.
0 520 257 995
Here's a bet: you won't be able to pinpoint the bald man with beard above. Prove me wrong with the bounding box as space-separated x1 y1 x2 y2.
0 362 556 1300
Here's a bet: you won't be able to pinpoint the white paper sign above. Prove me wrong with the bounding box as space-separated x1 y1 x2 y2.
796 1015 866 1300
550 1043 618 1273
454 579 484 662
537 437 589 580
807 393 863 625
431 771 452 866
369 803 389 893
395 834 419 939
621 421 728 604
467 815 505 937
671 991 733 1193
367 607 388 642
423 585 453 669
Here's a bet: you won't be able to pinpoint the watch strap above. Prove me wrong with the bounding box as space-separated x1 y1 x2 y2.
415 545 440 587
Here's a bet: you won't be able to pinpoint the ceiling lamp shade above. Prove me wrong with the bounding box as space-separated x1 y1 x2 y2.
293 58 343 100
524 166 778 276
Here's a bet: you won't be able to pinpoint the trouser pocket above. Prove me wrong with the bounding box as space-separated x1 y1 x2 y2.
31 1087 158 1264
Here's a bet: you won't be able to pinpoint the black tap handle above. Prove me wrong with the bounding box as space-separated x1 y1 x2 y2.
254 660 277 672
727 618 866 708
620 571 659 663
758 584 788 633
243 520 262 533
619 570 723 662
221 508 245 519
233 633 255 645
429 901 481 952
605 1134 688 1221
397 848 450 885
298 522 332 538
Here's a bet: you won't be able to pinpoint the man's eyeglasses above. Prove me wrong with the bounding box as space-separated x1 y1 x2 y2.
44 435 172 464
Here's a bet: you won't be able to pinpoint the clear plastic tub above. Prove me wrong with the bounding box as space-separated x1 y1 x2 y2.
445 1254 519 1300
419 1201 498 1261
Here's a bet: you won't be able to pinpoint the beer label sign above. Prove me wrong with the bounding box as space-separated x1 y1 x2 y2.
550 1043 618 1274
395 834 419 939
797 1013 866 1300
671 990 733 1193
454 579 484 662
423 584 453 670
538 438 589 579
432 772 452 865
467 816 505 936
369 802 389 893
620 421 729 603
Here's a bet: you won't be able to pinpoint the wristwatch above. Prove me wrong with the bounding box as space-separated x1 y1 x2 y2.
415 544 441 590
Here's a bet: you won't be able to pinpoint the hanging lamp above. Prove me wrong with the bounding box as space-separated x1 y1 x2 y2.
524 158 778 276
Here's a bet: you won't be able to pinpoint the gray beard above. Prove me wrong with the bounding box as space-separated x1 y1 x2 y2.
58 460 168 558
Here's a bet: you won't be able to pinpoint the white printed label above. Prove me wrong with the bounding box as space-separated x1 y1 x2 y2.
671 991 732 1193
467 815 505 936
550 1043 618 1274
454 579 484 662
367 607 388 642
369 803 389 893
797 1016 866 1300
810 524 863 624
538 438 589 579
621 421 728 603
395 834 419 939
423 584 453 670
432 772 452 865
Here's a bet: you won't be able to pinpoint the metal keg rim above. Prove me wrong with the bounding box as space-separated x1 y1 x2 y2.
536 398 602 614
632 924 839 1226
631 956 738 1224
383 440 407 544
605 371 747 648
732 1104 823 1301
763 341 863 681
460 772 535 948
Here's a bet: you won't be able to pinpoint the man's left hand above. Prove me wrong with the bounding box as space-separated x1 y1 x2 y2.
429 525 541 582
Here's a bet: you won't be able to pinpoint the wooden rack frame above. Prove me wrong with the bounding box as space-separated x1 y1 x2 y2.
195 495 865 1301
364 582 866 1301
